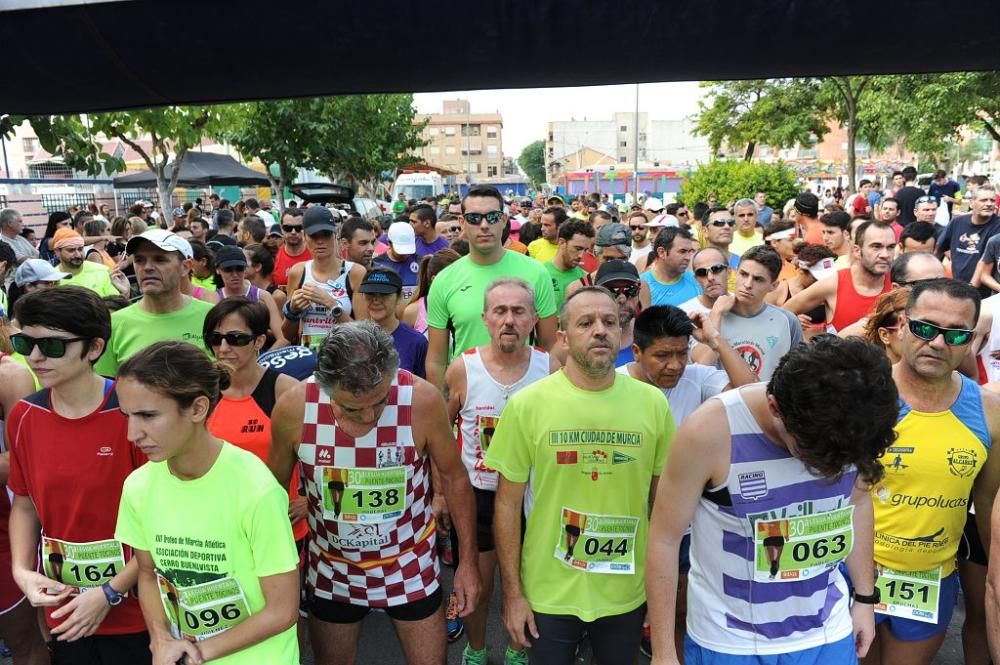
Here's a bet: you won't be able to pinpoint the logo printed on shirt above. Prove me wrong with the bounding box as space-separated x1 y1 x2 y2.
886 446 914 473
317 447 333 463
738 471 768 500
946 448 978 478
97 445 114 457
612 451 635 465
556 451 578 465
459 285 473 292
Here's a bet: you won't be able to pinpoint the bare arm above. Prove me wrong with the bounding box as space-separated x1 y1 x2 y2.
988 492 1000 662
267 384 306 488
425 326 450 390
401 301 420 329
258 290 289 349
494 476 537 649
280 264 305 344
974 390 1000 558
349 265 367 321
978 260 1000 293
783 275 835 316
844 482 876 658
414 379 480 616
536 315 558 351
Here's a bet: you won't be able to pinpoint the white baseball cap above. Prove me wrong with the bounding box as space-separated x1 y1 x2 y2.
801 256 837 281
14 259 70 287
126 228 194 259
646 214 679 229
643 197 664 212
387 222 417 255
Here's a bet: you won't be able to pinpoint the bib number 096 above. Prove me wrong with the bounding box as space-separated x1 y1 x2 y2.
183 604 242 631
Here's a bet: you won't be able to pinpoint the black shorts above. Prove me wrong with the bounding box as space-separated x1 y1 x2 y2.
530 604 646 665
50 631 151 665
959 509 988 566
309 587 442 624
475 487 497 552
763 536 785 548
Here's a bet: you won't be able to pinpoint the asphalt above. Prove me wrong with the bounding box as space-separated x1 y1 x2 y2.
3 568 970 664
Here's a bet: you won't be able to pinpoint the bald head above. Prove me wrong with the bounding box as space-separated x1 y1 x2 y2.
890 252 946 287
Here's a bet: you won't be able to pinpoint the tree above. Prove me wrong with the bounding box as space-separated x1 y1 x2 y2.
680 160 799 211
309 94 426 187
28 108 221 212
693 79 830 162
518 140 546 188
216 99 321 212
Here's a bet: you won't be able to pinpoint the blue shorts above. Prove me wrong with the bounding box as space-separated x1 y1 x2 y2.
684 633 856 664
874 571 959 641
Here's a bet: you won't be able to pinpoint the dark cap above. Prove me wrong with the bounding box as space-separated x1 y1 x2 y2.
595 259 640 285
303 206 337 235
214 245 247 269
359 268 403 294
794 192 819 217
595 222 630 247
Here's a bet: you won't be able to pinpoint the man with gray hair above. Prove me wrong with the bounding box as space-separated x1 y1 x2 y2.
270 320 481 665
0 209 38 264
443 277 557 664
730 198 763 257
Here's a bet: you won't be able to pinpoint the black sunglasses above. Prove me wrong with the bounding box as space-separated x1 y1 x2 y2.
204 332 256 347
462 211 505 226
11 334 87 358
694 263 728 278
710 219 736 227
915 196 936 205
282 224 303 233
449 226 461 232
907 319 974 346
604 283 640 299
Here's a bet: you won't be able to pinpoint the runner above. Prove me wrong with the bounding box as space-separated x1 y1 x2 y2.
268 321 481 665
401 249 461 336
784 220 895 333
626 211 653 268
526 207 565 263
214 245 289 348
51 229 129 298
282 206 367 351
868 279 1000 665
272 207 311 289
544 220 593 308
339 217 377 271
640 227 699 307
94 229 215 376
9 287 150 663
425 186 556 388
409 204 449 256
115 341 300 665
762 220 799 281
444 278 556 665
820 210 854 268
0 329 49 665
766 243 837 340
373 223 423 301
565 223 653 312
646 335 900 664
485 287 674 665
681 247 731 318
358 268 428 378
593 260 644 367
729 199 763 257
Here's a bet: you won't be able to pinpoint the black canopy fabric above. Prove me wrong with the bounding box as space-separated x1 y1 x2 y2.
112 152 271 188
4 0 1000 115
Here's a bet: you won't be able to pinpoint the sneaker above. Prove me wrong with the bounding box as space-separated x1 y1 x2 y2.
639 624 652 659
462 644 488 665
446 592 465 643
504 646 529 665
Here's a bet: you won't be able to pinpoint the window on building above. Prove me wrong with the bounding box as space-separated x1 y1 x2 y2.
487 145 498 157
548 147 554 157
619 125 627 132
619 155 627 163
446 146 456 155
620 141 628 148
488 165 498 177
429 127 439 136
22 137 40 155
430 146 440 155
445 126 456 136
476 163 482 173
461 124 482 137
487 126 498 139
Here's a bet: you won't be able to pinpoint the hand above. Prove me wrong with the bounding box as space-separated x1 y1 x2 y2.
13 568 74 607
152 637 203 665
110 270 130 296
50 586 111 641
503 594 538 650
452 560 481 618
288 497 308 523
300 284 334 308
797 314 815 334
287 289 310 314
432 495 451 533
850 600 875 658
689 312 721 348
710 294 735 322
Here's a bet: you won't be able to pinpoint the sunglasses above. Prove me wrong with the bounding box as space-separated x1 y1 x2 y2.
11 334 87 358
449 226 461 232
204 332 256 347
676 211 689 218
629 225 645 231
907 319 974 346
915 196 936 205
710 219 736 227
462 211 505 226
282 224 303 233
694 263 728 278
604 283 640 299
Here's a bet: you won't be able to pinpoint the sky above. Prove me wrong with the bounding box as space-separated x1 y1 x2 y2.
413 81 704 158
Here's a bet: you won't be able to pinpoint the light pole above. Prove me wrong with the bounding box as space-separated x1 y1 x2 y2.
0 113 10 179
632 84 640 203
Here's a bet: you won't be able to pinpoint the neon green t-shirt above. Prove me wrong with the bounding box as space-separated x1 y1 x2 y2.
61 261 119 297
115 443 298 664
95 297 215 377
527 238 559 263
426 250 556 358
544 261 586 308
484 371 674 621
192 274 217 291
392 200 407 214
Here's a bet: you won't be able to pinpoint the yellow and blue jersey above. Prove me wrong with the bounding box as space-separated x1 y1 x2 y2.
873 375 990 576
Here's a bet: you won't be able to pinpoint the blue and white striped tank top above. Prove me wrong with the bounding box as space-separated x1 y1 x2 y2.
686 388 857 656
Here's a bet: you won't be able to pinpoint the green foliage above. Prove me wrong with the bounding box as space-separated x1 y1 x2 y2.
518 140 546 187
679 160 799 210
694 79 830 160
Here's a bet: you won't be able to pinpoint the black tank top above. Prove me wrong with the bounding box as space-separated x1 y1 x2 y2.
250 368 280 416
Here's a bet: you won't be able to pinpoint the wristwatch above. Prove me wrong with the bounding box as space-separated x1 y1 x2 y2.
101 581 125 607
852 588 881 605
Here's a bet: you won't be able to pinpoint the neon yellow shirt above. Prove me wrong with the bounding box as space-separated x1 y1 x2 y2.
527 238 559 263
60 261 119 297
116 443 298 664
485 371 674 621
729 231 763 258
872 376 990 576
95 297 214 377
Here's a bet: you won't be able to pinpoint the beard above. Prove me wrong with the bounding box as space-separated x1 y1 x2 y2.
569 344 615 378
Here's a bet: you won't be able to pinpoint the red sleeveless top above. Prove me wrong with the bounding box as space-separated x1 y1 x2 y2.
830 268 891 332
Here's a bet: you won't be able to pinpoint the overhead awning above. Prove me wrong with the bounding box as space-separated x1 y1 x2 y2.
112 152 271 188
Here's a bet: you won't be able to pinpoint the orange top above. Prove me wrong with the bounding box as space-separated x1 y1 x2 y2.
759 520 789 539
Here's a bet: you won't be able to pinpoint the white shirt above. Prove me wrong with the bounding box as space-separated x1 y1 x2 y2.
617 362 729 425
629 244 653 267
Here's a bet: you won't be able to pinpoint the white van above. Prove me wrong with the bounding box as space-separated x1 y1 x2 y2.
393 172 444 201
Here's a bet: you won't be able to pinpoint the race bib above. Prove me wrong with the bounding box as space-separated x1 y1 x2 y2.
752 506 854 582
157 571 252 641
42 536 126 591
875 564 941 624
315 466 408 524
554 507 639 575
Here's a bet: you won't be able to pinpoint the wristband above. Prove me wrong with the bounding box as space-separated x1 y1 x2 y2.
852 588 880 605
283 301 303 320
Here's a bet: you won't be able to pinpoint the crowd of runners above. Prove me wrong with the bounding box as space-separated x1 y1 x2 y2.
0 167 998 665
